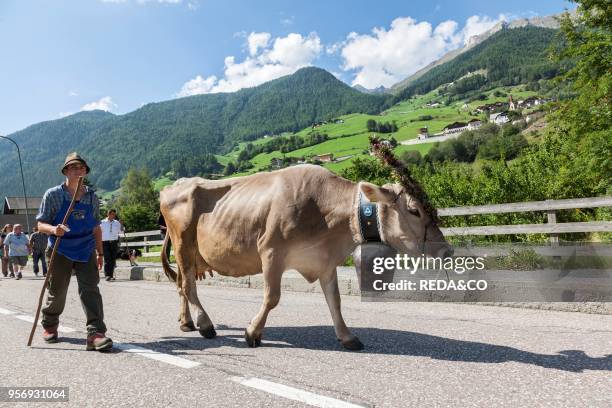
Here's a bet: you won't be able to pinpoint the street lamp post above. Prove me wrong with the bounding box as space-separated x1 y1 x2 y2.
0 135 31 233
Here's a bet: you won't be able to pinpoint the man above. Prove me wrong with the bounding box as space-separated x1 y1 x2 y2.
3 224 31 280
1 224 15 277
36 152 112 351
100 209 123 281
29 226 48 276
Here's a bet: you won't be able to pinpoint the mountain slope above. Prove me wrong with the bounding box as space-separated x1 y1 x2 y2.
392 26 560 102
390 15 562 95
0 67 388 196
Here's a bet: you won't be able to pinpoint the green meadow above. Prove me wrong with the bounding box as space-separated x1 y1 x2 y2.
153 84 533 182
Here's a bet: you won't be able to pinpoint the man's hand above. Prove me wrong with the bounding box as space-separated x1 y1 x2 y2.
97 254 103 271
53 225 67 237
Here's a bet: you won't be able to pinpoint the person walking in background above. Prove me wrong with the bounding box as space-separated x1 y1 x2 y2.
29 226 48 276
3 224 31 280
1 224 15 277
36 152 112 350
100 209 123 281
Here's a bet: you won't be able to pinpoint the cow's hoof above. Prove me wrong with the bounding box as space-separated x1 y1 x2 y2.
341 337 364 351
180 322 197 332
199 326 217 339
244 330 261 348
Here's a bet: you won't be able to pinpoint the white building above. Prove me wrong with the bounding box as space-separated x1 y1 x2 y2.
490 112 509 125
417 127 429 140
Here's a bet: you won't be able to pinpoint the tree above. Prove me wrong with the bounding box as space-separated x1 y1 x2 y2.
224 161 236 176
114 168 158 231
552 0 611 135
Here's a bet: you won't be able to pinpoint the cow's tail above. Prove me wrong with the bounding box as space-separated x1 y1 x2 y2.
161 231 177 283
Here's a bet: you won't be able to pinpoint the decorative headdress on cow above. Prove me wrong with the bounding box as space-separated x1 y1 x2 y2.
369 135 440 224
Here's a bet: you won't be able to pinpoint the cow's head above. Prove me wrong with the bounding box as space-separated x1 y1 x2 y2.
360 182 452 258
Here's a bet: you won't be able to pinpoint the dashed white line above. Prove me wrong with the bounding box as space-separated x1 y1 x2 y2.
231 376 366 408
13 315 76 333
2 306 200 368
0 307 16 315
113 343 201 369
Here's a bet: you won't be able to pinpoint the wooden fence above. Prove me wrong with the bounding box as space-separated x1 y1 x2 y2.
121 196 612 258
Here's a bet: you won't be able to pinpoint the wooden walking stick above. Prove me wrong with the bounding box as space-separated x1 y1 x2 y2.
27 176 84 346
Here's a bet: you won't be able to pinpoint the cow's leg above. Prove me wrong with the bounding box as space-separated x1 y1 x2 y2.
178 295 196 332
181 271 216 338
173 243 214 337
319 267 364 351
175 264 196 331
245 254 282 347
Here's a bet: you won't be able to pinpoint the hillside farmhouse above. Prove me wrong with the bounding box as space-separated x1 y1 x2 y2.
490 112 510 125
441 119 483 136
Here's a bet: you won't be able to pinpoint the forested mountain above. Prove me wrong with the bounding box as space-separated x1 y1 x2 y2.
393 26 561 102
389 15 562 94
0 67 388 195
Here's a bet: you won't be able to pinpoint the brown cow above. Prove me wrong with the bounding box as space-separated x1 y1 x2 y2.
160 164 450 350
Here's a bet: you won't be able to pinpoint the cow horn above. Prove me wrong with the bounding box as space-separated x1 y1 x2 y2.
369 135 439 223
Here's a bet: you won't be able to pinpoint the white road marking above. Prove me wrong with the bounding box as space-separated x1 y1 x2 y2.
0 307 16 315
226 336 293 346
14 315 77 333
2 306 200 369
114 343 201 369
231 376 366 408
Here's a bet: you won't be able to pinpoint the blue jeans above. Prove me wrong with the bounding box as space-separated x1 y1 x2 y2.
32 251 47 275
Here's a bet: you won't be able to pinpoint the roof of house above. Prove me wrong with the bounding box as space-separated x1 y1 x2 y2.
443 122 468 130
3 197 43 212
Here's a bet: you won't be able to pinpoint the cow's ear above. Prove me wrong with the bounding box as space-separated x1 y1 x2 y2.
360 182 394 204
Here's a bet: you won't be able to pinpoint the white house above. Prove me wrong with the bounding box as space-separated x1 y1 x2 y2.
467 119 482 130
417 127 429 140
490 112 509 125
442 122 469 135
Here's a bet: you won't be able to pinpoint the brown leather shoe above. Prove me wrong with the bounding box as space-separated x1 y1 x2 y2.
86 333 113 351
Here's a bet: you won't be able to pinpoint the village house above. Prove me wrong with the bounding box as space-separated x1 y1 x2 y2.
490 112 510 125
1 196 42 233
313 153 334 162
475 101 507 114
417 127 429 140
467 118 482 130
440 119 480 136
517 96 547 109
443 122 469 135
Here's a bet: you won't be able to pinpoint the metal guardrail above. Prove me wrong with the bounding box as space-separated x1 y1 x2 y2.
122 196 612 256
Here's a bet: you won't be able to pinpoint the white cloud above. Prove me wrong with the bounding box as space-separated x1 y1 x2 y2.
59 111 73 118
80 96 117 112
248 32 271 56
339 15 506 88
176 32 322 97
461 15 506 44
68 90 79 97
187 0 199 10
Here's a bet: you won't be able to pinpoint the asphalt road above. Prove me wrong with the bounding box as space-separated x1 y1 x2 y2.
0 271 611 407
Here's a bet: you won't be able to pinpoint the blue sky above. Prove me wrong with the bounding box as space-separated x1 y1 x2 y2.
0 0 573 135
